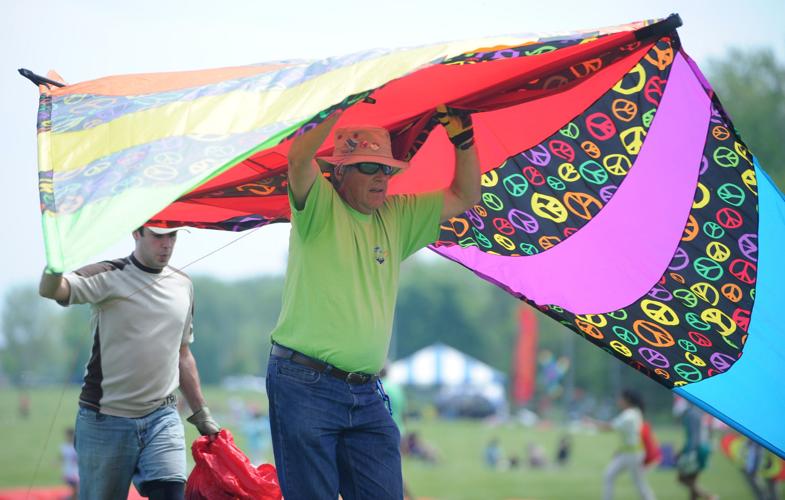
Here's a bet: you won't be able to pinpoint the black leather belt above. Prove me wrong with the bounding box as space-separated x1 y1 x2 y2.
271 344 378 385
78 393 177 413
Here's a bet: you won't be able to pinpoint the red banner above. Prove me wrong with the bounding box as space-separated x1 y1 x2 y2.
512 305 538 405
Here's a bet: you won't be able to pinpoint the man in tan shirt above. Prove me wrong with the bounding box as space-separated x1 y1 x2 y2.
40 225 219 500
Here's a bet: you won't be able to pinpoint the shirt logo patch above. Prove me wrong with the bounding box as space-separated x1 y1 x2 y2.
373 246 387 264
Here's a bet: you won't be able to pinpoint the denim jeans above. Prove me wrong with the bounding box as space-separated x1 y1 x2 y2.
266 354 402 500
74 404 186 499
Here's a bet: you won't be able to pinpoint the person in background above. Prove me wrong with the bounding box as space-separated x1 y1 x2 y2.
380 366 415 499
19 391 31 419
60 427 79 500
674 397 718 500
244 405 272 466
380 365 407 439
595 389 656 500
527 442 547 469
403 431 440 464
485 438 502 469
555 435 572 467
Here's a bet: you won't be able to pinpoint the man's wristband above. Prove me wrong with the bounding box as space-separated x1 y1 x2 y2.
453 134 475 150
445 115 474 150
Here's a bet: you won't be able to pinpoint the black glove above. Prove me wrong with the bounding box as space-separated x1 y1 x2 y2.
435 104 475 150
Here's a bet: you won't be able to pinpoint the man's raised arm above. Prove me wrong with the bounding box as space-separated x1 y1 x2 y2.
437 106 481 222
287 111 343 210
39 269 70 303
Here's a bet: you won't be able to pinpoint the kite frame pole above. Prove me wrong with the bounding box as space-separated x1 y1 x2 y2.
17 68 65 88
635 13 683 42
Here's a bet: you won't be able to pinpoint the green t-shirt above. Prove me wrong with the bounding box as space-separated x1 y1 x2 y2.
270 175 443 373
382 379 407 435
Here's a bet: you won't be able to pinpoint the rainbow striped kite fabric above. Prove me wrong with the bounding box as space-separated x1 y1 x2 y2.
32 14 784 457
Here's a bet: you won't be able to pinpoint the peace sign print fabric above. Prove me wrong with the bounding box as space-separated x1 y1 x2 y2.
434 36 758 389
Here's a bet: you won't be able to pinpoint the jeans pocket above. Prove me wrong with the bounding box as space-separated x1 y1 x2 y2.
277 361 321 384
78 406 105 422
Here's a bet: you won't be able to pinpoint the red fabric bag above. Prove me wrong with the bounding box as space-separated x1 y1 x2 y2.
186 428 282 500
640 420 662 467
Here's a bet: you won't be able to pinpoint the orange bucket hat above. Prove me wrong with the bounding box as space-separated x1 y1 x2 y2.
316 125 409 171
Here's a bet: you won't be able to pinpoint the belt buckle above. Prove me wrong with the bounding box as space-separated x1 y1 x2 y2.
346 372 366 384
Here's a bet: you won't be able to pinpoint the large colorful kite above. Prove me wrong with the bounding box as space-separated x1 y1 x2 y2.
28 14 784 457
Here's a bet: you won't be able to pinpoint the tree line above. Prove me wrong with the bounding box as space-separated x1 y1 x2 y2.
0 257 687 416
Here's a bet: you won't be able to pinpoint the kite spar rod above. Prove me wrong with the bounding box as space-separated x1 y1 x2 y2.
634 13 682 41
13 15 682 92
18 68 65 88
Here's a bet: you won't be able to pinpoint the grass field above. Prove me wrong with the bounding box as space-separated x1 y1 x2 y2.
0 387 759 499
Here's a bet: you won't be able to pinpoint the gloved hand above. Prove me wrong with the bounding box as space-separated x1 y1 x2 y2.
435 104 474 150
187 406 220 436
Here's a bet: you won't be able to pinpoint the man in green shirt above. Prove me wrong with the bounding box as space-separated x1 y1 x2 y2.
267 106 479 500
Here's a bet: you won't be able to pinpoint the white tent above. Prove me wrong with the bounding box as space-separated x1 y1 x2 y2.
388 343 507 412
388 342 505 388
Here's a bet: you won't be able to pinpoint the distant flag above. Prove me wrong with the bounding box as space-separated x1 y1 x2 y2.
512 306 538 405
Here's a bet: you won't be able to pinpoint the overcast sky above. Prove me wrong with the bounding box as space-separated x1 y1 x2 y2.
2 0 783 303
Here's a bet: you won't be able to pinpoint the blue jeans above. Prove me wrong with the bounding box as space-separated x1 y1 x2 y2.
266 354 402 500
75 404 186 499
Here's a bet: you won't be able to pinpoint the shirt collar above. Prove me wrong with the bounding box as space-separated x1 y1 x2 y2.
129 253 163 274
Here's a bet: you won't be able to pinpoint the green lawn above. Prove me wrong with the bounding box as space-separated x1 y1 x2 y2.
0 387 758 499
402 419 755 499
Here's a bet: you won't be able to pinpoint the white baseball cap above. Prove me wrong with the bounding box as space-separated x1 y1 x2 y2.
143 225 190 235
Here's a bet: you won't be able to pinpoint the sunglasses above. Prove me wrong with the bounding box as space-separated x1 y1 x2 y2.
349 162 400 176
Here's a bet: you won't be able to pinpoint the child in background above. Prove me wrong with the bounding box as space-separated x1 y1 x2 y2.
485 438 501 469
556 435 572 467
527 442 548 469
60 427 78 500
